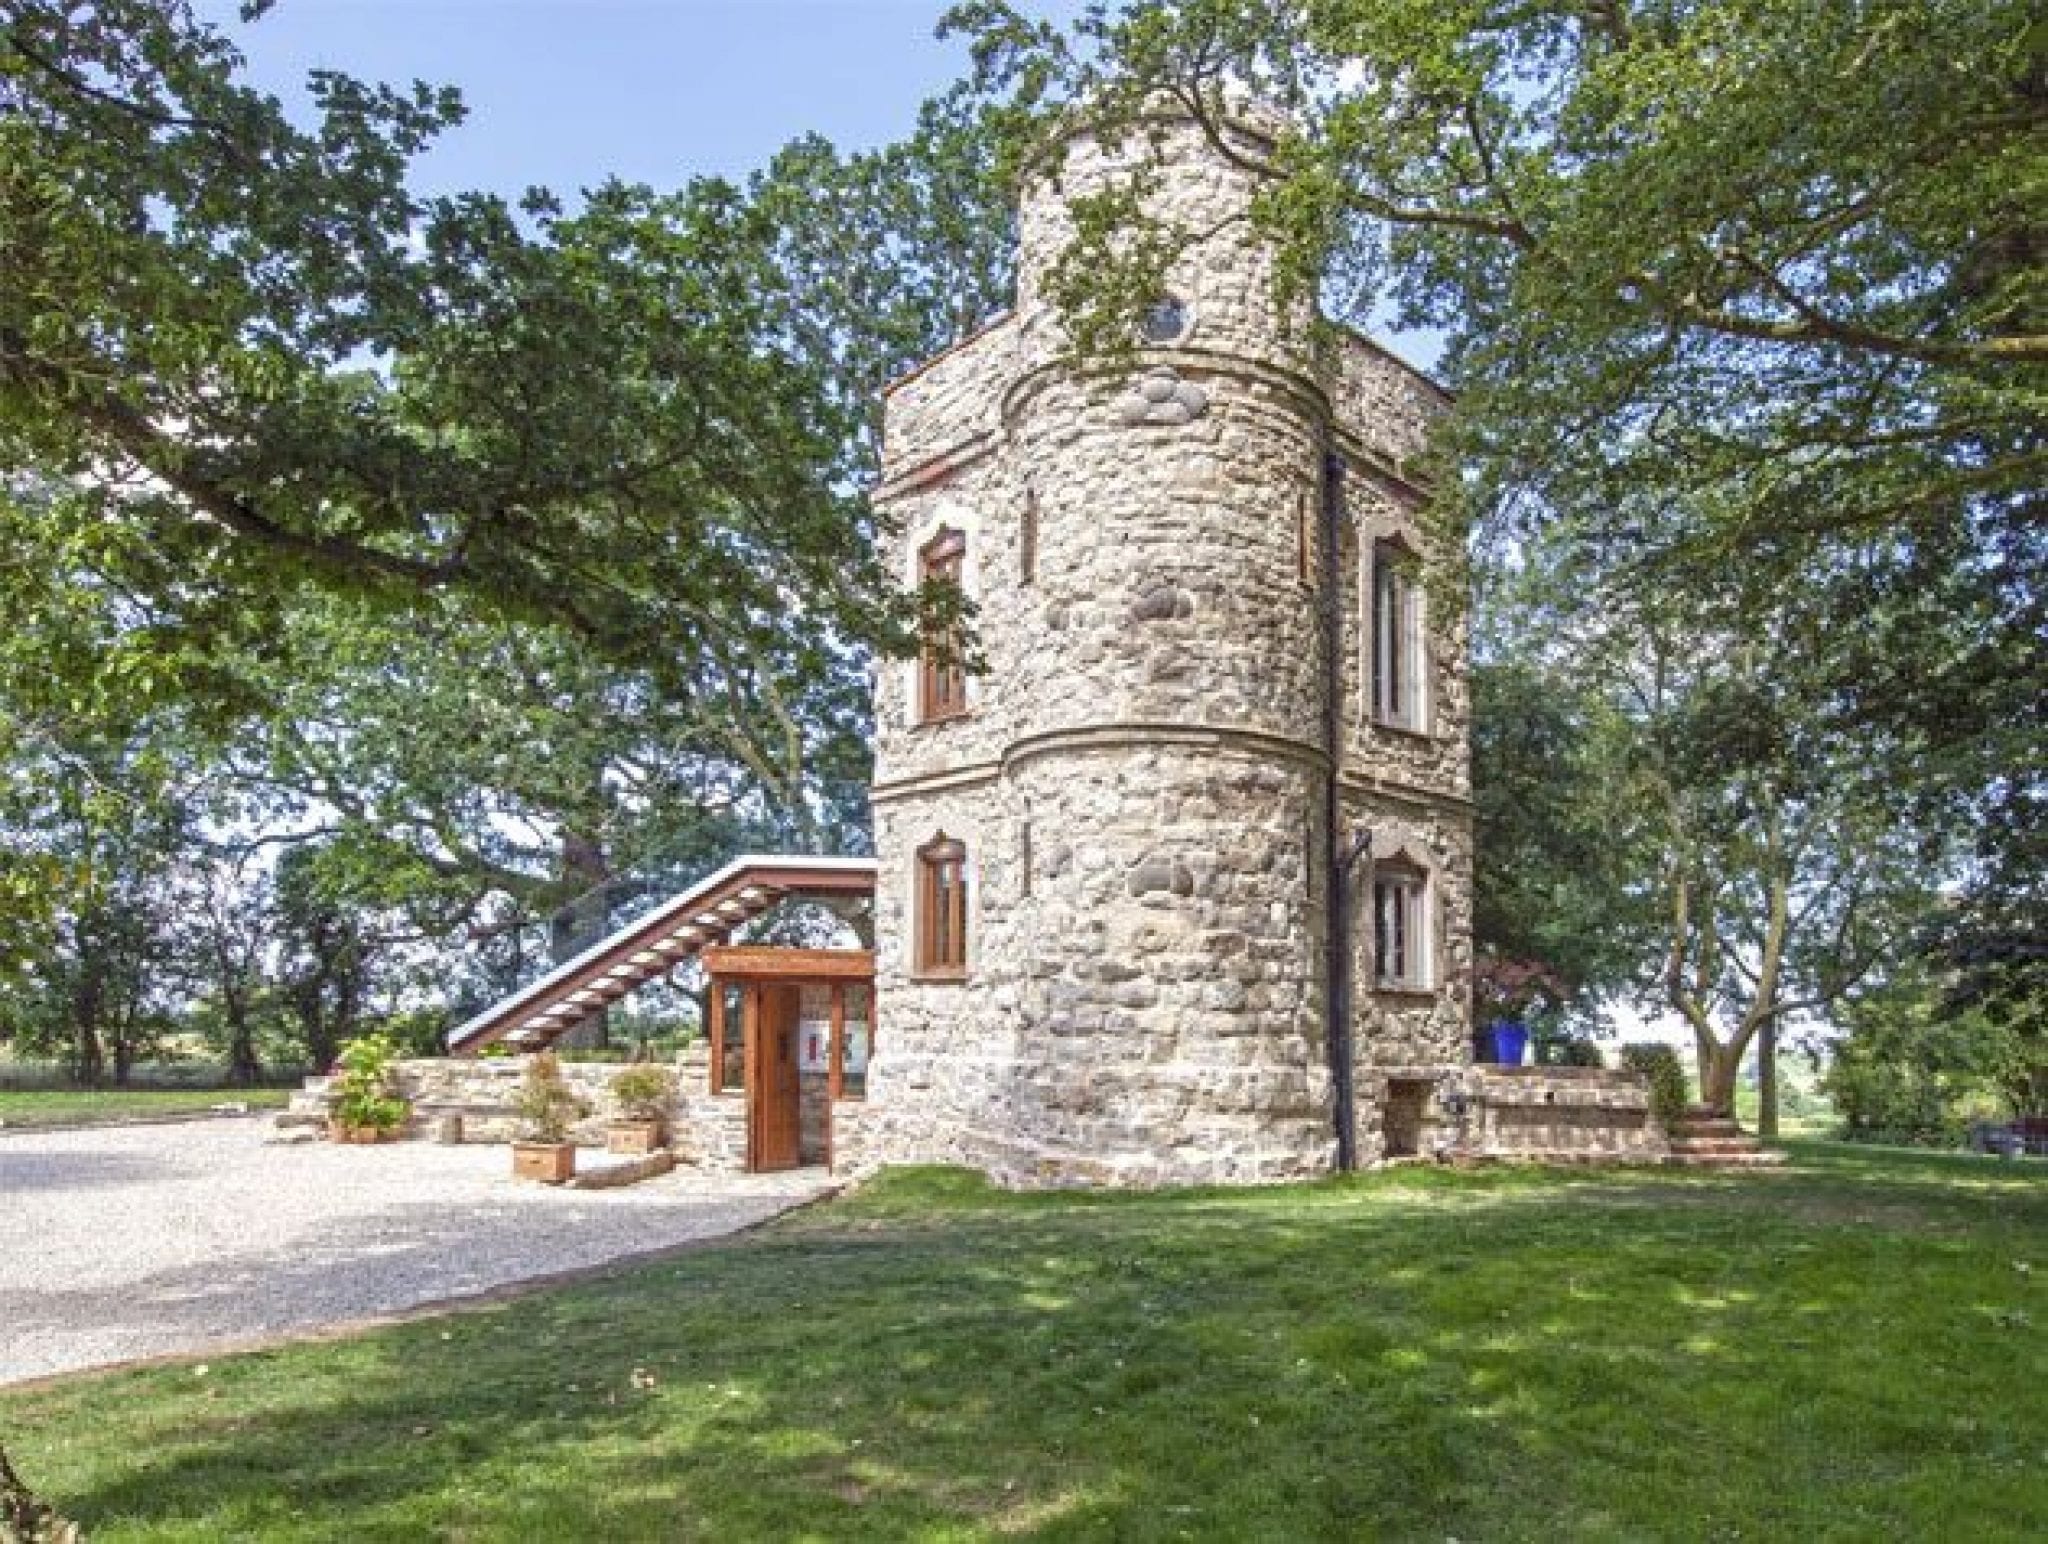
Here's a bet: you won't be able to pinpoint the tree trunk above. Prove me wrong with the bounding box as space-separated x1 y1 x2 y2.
222 983 260 1087
1758 1020 1780 1137
1698 1039 1742 1119
68 970 104 1088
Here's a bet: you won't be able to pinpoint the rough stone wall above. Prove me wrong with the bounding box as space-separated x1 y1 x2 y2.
867 110 1470 1188
1333 333 1445 477
879 319 1018 485
868 744 1334 1186
378 1052 749 1172
1459 1067 1669 1164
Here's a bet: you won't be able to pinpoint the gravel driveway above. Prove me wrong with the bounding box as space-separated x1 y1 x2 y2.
0 1118 831 1385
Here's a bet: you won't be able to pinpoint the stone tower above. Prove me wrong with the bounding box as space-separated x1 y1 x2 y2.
847 109 1473 1187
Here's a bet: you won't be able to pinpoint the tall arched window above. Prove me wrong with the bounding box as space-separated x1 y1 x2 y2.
915 834 969 979
918 527 968 723
1371 539 1426 731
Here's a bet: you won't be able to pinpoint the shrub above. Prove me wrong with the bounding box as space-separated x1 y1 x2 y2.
1620 1043 1690 1127
610 1063 677 1122
516 1051 589 1143
1541 1036 1606 1067
331 1033 410 1132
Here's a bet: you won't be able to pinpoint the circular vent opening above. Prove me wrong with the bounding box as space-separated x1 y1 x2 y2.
1139 295 1192 345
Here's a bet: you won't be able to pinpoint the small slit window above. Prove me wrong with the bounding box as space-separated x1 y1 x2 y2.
1020 489 1038 586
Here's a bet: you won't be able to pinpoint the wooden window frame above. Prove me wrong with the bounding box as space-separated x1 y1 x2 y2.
831 982 873 1100
708 982 746 1096
1372 859 1432 992
914 834 969 981
918 527 969 724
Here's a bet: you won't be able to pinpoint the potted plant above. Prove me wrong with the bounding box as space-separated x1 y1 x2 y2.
1471 957 1566 1066
512 1050 589 1183
606 1063 677 1154
329 1032 411 1143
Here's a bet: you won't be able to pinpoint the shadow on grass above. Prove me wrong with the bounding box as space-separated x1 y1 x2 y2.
6 1154 2045 1541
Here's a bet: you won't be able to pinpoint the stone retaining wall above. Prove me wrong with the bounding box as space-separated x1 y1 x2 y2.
1457 1066 1668 1164
292 1047 752 1173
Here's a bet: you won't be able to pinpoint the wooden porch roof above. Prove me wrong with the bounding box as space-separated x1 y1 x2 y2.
446 854 877 1055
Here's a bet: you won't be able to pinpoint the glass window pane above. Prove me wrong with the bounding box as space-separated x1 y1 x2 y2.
720 984 745 1090
842 984 871 1098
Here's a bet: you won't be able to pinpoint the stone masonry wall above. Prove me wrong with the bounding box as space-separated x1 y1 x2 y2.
867 742 1335 1186
376 1050 749 1172
1459 1067 1669 1164
866 110 1472 1187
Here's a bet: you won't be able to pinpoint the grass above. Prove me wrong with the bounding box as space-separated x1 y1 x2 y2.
3 1143 2043 1541
0 1087 291 1128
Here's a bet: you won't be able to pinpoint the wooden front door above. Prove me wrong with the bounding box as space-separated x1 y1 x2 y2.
747 984 803 1172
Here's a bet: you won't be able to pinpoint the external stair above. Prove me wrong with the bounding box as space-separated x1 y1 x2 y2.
1663 1108 1787 1168
445 854 876 1055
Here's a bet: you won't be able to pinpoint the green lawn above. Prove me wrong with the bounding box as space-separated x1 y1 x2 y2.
4 1144 2043 1541
0 1087 290 1128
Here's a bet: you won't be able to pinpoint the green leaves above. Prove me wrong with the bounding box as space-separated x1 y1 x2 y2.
0 3 1015 1053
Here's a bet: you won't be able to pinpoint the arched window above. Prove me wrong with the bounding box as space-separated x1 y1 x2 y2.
918 527 968 723
915 834 969 978
1371 539 1426 731
1373 856 1431 990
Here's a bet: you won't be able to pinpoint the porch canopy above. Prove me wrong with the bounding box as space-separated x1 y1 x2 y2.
446 854 877 1055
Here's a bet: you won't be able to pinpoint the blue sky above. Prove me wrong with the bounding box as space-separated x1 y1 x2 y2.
197 2 1440 371
200 1 1073 196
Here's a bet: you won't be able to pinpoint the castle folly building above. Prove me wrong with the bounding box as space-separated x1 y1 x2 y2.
843 110 1472 1185
426 111 1666 1180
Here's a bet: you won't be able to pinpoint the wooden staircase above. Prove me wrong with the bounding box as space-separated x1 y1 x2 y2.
445 855 876 1056
1663 1109 1787 1168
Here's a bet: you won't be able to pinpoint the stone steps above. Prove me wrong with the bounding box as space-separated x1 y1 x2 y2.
1661 1111 1786 1168
1662 1122 1761 1146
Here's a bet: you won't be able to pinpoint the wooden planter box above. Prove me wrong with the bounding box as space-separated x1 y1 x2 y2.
606 1119 665 1155
329 1121 404 1145
513 1140 577 1184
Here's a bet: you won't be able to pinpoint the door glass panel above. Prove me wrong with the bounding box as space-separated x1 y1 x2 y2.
842 984 871 1098
719 983 745 1090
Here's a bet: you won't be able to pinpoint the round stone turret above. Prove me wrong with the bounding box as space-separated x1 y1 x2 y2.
853 107 1472 1187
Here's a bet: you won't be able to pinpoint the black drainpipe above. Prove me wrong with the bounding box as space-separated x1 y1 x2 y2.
1319 446 1361 1171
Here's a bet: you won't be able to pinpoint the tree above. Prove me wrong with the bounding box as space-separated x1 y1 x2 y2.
1544 560 1952 1116
1469 656 1648 1028
271 843 380 1073
1825 966 2045 1144
2 0 933 735
945 1 2041 1108
2 3 1016 1021
944 1 2042 541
